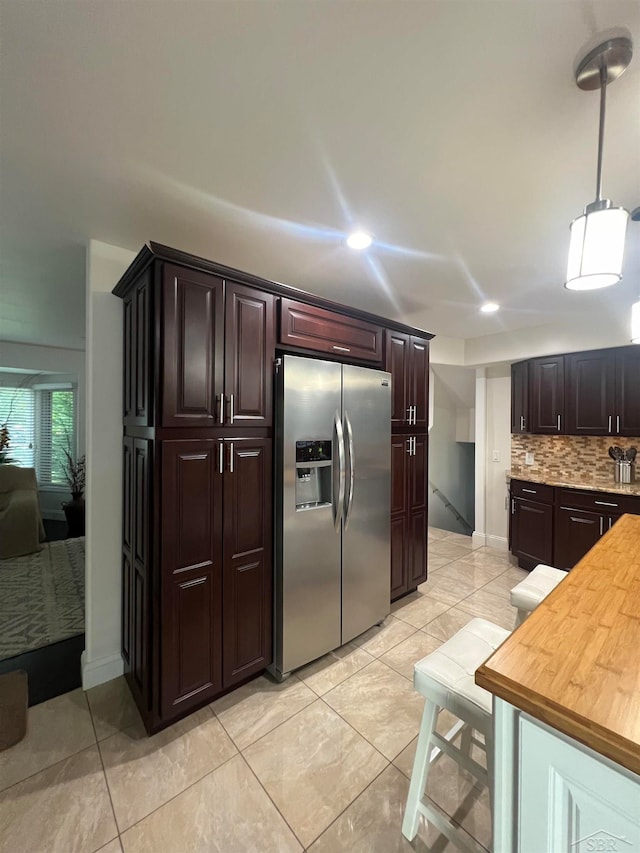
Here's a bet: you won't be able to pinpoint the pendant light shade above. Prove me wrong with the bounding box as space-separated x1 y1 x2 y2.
566 205 629 290
632 300 640 344
564 37 632 291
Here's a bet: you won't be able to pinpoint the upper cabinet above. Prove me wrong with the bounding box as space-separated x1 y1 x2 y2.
530 356 565 434
511 361 529 433
279 298 383 363
162 265 275 429
565 349 616 435
512 346 640 437
384 331 430 432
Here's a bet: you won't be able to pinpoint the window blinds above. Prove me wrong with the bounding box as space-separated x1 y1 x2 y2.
0 386 36 467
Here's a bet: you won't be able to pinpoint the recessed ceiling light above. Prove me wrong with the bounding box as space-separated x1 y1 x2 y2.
481 302 500 313
346 231 373 250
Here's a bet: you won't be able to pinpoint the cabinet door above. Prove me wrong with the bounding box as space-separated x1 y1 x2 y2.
530 356 565 434
162 265 224 428
385 331 410 428
124 271 152 427
615 347 640 436
224 284 275 428
279 297 383 362
553 506 602 570
512 498 553 569
565 350 615 435
408 435 428 586
222 438 272 686
511 361 529 433
160 440 223 718
390 436 409 599
409 337 430 432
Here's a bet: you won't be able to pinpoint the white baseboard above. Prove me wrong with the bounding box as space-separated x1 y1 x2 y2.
472 532 509 552
81 650 124 690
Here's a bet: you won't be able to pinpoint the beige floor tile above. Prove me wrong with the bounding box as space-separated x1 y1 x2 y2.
211 674 315 749
297 642 375 696
87 676 143 741
121 753 301 853
98 841 124 853
441 532 475 548
457 587 516 630
482 566 530 599
0 745 117 853
457 548 511 573
428 541 474 560
391 594 450 629
323 660 424 760
100 707 237 832
421 607 476 643
0 688 96 792
428 527 450 541
244 700 387 848
309 764 454 852
352 615 416 657
437 559 504 589
425 553 457 571
379 631 441 681
417 574 472 606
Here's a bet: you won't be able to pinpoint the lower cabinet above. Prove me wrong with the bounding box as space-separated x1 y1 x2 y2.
391 434 428 600
553 507 615 570
510 497 554 571
124 435 272 733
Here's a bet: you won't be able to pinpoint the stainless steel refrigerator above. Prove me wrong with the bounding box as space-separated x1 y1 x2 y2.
272 354 391 679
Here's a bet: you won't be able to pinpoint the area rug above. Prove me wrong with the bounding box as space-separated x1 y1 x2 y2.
0 538 84 659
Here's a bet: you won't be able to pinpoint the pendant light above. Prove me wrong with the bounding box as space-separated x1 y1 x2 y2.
565 37 632 291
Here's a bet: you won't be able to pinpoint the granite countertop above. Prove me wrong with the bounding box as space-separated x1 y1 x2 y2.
506 469 640 497
476 514 640 775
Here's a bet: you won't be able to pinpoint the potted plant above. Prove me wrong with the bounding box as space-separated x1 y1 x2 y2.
61 449 86 537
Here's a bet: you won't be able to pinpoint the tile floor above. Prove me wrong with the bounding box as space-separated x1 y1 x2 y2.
0 528 526 853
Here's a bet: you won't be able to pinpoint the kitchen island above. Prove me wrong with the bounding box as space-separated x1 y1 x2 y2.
476 513 640 853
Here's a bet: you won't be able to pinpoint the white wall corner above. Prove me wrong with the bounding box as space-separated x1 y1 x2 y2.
472 531 487 549
486 534 509 551
474 368 487 537
81 650 124 691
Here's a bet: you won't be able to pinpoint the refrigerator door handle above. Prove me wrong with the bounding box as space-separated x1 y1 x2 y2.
344 412 355 530
333 412 346 530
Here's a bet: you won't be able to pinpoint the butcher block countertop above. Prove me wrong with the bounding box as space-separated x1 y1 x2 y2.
476 513 640 776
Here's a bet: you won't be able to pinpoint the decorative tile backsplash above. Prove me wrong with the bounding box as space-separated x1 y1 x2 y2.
511 434 640 482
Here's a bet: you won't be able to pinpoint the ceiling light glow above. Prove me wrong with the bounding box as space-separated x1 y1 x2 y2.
346 231 372 250
480 302 500 313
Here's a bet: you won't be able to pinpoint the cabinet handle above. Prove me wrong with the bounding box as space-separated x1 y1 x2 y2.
412 436 416 456
570 516 593 524
594 500 618 507
406 438 412 455
608 517 613 530
412 405 417 425
332 345 351 353
617 415 620 434
557 414 561 431
511 499 515 515
406 407 412 425
218 441 224 475
218 393 225 424
599 516 604 536
228 394 234 425
608 415 612 433
522 488 537 494
520 415 524 431
228 442 234 473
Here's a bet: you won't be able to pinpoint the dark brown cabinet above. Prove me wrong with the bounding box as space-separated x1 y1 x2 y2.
162 265 275 429
530 356 565 434
390 434 428 599
279 298 383 363
511 361 529 433
384 331 430 431
510 497 554 571
553 507 607 570
123 272 152 427
512 345 640 437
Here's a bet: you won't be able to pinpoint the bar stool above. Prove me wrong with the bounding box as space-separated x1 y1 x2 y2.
510 563 567 627
402 617 510 852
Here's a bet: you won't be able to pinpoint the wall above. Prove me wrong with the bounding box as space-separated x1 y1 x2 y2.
428 371 475 535
482 365 511 549
511 434 640 485
0 340 86 519
82 240 136 690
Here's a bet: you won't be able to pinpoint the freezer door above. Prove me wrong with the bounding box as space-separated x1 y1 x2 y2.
342 365 391 643
279 356 342 674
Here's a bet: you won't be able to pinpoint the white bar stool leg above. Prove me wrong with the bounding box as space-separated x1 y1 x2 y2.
401 697 439 841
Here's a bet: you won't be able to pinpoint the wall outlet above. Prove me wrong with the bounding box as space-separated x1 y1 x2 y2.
525 452 534 466
492 450 500 462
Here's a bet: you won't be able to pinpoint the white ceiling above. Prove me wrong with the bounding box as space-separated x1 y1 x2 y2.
1 1 639 352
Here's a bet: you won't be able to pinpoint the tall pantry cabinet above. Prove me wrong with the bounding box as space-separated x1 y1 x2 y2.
385 331 430 599
117 254 274 734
